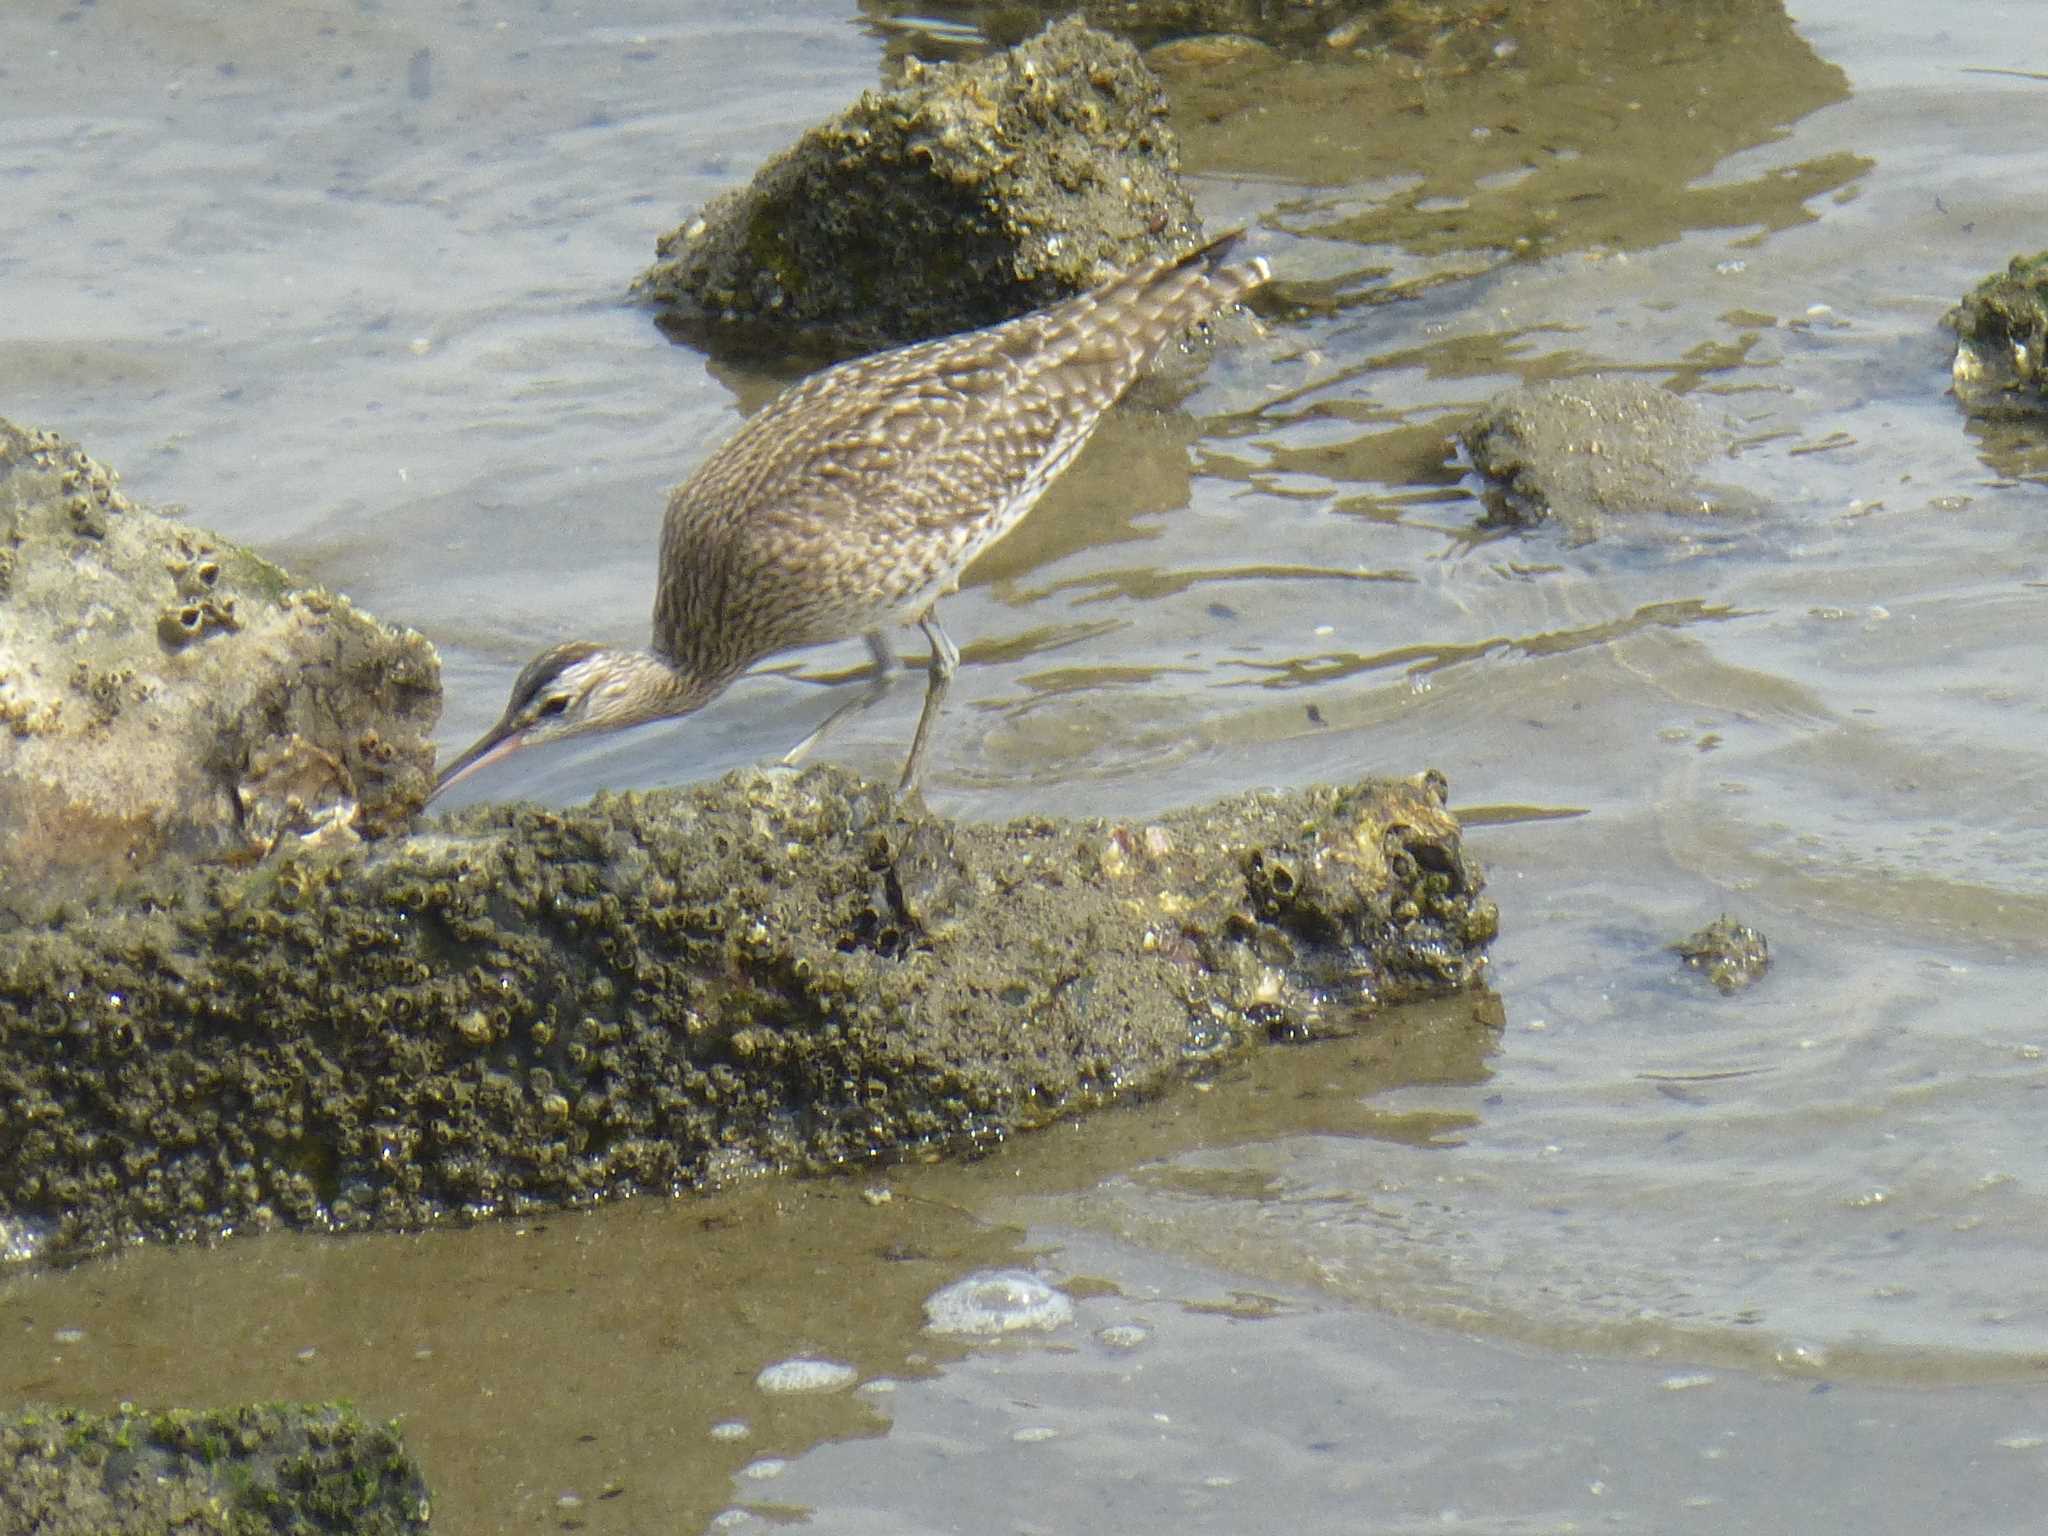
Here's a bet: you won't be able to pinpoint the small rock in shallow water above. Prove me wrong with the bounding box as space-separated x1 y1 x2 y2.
1461 376 1748 543
1671 915 1771 993
1944 250 2048 414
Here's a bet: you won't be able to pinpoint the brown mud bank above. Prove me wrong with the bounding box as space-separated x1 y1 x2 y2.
0 764 1493 1266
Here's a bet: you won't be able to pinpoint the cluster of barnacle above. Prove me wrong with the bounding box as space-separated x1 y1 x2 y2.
1198 783 1498 1038
67 659 141 724
164 535 223 598
155 595 239 649
44 443 134 539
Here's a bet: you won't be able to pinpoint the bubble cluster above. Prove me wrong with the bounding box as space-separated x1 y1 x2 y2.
923 1269 1075 1336
753 1357 859 1394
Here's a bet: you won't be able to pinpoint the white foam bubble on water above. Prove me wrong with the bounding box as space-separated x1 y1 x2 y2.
753 1357 858 1394
923 1269 1075 1336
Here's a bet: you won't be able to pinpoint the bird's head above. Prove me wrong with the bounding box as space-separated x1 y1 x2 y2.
429 642 693 802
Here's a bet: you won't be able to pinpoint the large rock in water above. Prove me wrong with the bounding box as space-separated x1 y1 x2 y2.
0 419 439 905
634 16 1201 348
0 764 1496 1264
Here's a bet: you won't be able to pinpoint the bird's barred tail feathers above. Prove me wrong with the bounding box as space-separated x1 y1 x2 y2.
1025 229 1270 405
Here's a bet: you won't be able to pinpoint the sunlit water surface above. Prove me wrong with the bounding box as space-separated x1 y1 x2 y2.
4 0 2046 1530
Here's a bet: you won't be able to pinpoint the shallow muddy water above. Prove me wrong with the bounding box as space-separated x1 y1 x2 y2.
4 0 2047 1530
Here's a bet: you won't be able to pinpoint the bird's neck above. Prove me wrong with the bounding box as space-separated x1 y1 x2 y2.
607 646 732 729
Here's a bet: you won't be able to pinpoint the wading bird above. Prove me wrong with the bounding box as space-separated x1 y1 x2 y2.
431 232 1269 802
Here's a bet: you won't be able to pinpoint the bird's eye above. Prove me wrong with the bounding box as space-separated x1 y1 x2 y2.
536 695 570 718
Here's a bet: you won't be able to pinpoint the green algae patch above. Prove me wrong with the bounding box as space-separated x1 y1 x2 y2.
0 1402 430 1534
0 764 1493 1263
1946 251 2048 415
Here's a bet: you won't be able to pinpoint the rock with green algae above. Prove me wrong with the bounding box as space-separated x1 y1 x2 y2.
1671 914 1770 995
633 17 1200 349
0 764 1493 1264
0 418 440 908
1945 251 2048 415
0 1402 430 1534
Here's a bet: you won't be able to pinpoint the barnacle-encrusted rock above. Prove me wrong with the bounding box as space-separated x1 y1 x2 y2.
0 764 1494 1263
1945 251 2048 415
1672 914 1771 994
0 419 439 905
635 17 1200 347
0 1402 430 1533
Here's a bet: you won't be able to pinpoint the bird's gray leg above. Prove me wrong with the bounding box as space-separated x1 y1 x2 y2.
782 630 898 767
898 610 958 792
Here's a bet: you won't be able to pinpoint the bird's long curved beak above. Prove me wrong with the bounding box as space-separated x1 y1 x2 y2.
428 723 526 805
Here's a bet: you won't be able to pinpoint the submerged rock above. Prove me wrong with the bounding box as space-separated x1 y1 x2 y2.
922 0 1478 55
1671 915 1770 994
0 420 439 906
1945 251 2048 415
634 17 1200 348
0 764 1493 1263
0 1402 431 1534
1460 376 1743 543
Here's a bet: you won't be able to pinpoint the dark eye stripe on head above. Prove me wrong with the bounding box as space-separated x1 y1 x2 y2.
508 640 605 712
